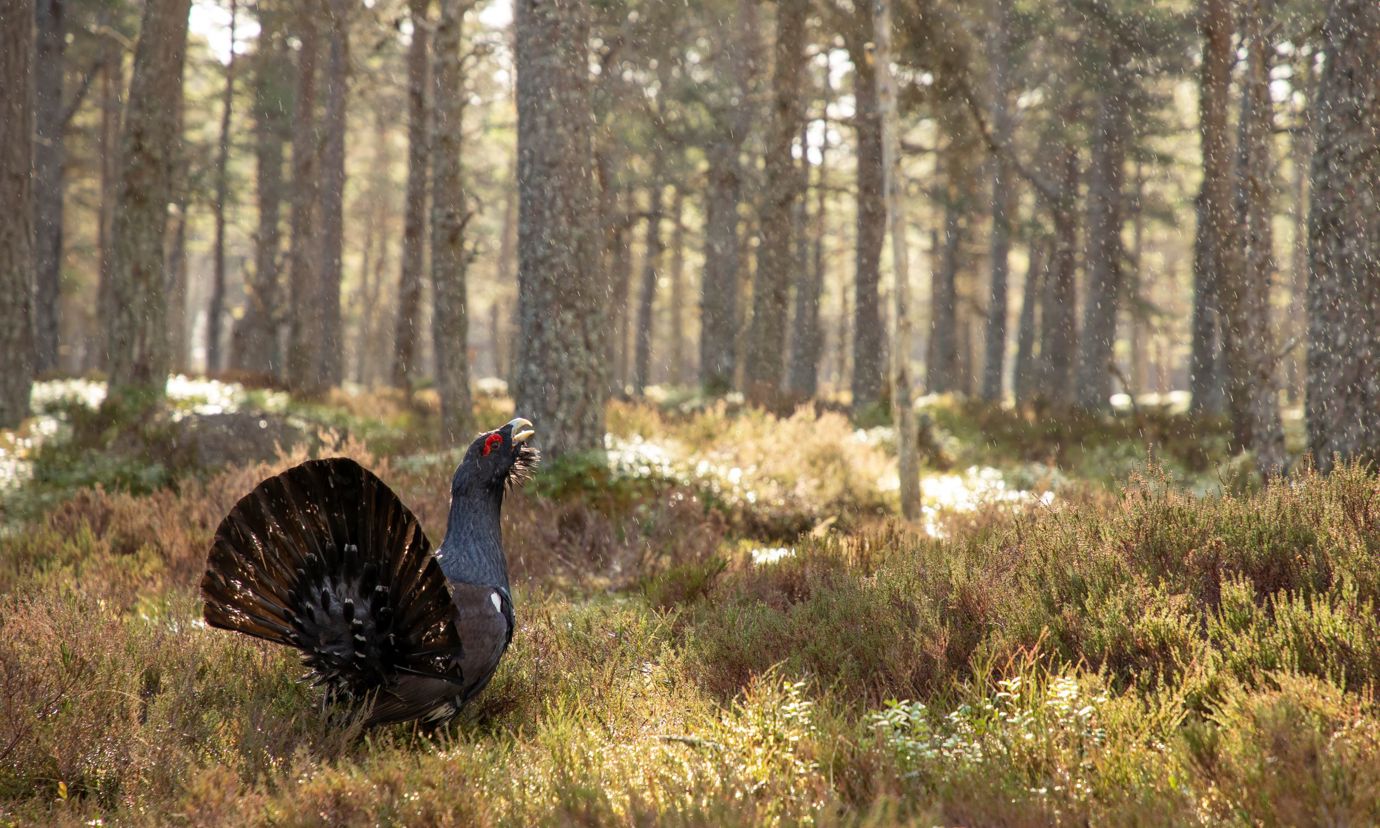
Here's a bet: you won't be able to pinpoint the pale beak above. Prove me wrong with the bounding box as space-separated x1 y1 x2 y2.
507 417 535 445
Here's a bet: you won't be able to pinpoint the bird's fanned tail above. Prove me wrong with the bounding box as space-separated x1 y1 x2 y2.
200 458 465 719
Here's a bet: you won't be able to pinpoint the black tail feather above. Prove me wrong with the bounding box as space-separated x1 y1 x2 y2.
201 459 464 703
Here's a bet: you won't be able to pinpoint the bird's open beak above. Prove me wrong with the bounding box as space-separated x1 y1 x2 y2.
507 417 535 445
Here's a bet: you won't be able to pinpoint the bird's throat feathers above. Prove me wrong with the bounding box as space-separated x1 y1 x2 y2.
436 487 508 589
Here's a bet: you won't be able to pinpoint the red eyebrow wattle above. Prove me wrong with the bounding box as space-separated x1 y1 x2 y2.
482 433 504 456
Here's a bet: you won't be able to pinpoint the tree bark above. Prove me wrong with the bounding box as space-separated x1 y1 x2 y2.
633 182 664 396
667 186 687 384
1040 146 1080 408
745 0 807 411
1219 1 1285 473
1189 0 1232 416
1074 61 1130 412
104 0 192 404
514 0 605 456
875 0 921 519
232 0 291 378
1286 52 1313 405
207 0 238 374
980 0 1016 402
317 0 348 388
1012 237 1045 406
1307 0 1380 471
788 105 825 401
286 5 322 393
700 0 757 395
702 142 742 394
928 186 961 393
32 0 62 374
1 0 35 426
850 42 885 413
393 0 431 390
92 35 123 372
431 0 473 442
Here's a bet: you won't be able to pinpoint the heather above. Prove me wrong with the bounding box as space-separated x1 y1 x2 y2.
3 386 1380 826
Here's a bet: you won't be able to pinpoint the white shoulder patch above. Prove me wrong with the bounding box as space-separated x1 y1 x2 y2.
490 592 502 613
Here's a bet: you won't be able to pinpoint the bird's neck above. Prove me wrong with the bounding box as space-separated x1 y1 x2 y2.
436 487 508 589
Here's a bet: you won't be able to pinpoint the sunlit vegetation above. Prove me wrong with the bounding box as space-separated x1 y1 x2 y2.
3 388 1380 825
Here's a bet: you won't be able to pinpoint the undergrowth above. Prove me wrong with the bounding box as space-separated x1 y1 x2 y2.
1 387 1377 826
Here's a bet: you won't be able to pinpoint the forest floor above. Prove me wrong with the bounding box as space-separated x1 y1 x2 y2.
2 380 1379 826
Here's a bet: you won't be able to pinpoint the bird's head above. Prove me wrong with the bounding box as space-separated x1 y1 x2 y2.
453 417 540 496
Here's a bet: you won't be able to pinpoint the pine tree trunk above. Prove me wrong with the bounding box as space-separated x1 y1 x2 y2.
393 0 430 390
1074 64 1130 412
702 142 742 394
874 0 921 519
431 0 472 443
1040 146 1080 408
1286 54 1313 405
928 190 961 394
850 45 885 413
104 0 192 405
33 0 62 374
788 111 825 401
633 182 664 396
980 0 1015 402
317 0 348 388
1221 2 1285 473
700 0 757 395
513 0 605 456
286 7 322 393
232 1 290 378
667 186 687 384
1307 0 1380 471
207 0 238 375
1189 0 1232 416
745 0 807 411
1 0 35 426
1012 238 1045 406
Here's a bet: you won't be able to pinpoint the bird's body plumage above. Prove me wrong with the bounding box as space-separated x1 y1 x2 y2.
200 419 537 726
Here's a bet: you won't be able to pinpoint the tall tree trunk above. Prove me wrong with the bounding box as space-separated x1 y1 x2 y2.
286 6 322 393
431 0 472 442
850 43 886 413
667 186 687 384
1074 62 1130 412
104 0 192 405
1012 237 1045 406
788 109 825 401
874 0 921 518
1 0 35 426
1286 52 1313 405
633 182 664 396
980 0 1015 402
1040 146 1080 407
514 0 605 456
1189 0 1232 416
393 0 430 390
32 0 62 374
165 187 188 374
700 0 757 395
702 142 742 394
317 0 348 388
93 33 124 372
928 186 961 393
1128 160 1147 397
1307 1 1380 470
207 0 238 375
1220 2 1285 473
745 0 807 410
232 0 291 378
